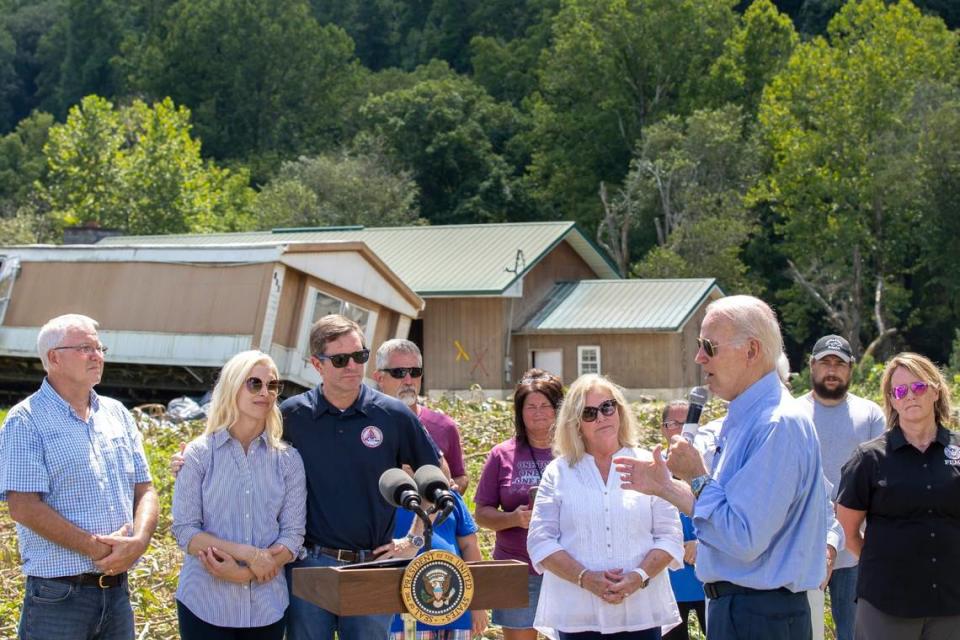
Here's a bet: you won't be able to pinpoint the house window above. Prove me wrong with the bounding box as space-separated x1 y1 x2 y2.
311 291 370 334
578 345 601 375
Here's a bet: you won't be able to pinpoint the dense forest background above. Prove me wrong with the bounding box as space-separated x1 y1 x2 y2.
1 0 960 367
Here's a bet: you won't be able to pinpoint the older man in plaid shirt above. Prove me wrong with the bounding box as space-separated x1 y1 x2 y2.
0 314 158 640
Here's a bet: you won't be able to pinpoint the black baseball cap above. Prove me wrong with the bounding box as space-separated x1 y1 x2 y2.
812 335 853 363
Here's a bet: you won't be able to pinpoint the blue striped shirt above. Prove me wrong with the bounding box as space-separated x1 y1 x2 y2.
0 379 152 577
693 371 828 591
172 429 306 628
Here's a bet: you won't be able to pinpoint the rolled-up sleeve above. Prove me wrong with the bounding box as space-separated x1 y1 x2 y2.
526 462 563 572
171 441 207 551
273 447 307 557
650 495 684 570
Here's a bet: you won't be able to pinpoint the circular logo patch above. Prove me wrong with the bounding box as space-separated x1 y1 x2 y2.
945 444 960 461
360 426 384 448
400 549 474 625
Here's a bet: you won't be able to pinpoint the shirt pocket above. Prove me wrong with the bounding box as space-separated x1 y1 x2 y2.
109 437 136 478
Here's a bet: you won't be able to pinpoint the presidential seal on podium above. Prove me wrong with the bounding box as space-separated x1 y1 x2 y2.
400 549 475 625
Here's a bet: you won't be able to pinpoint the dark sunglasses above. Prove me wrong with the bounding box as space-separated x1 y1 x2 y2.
697 337 742 358
316 349 370 368
891 381 930 401
582 399 618 422
245 377 283 395
380 367 423 379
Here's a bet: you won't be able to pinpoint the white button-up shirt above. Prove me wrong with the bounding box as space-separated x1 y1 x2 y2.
528 446 683 635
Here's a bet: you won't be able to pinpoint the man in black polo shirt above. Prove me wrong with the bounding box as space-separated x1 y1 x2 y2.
282 314 440 640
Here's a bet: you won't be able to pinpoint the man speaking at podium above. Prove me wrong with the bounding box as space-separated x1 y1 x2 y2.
281 314 439 640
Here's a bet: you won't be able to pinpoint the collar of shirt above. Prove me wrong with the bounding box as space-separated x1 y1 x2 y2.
310 383 370 419
210 428 269 450
39 377 100 418
725 370 781 429
888 424 951 450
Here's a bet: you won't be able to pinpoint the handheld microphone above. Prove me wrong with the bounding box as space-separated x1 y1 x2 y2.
681 386 709 442
414 465 456 522
379 468 422 511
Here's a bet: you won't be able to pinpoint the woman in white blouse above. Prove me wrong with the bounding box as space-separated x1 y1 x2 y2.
527 374 683 640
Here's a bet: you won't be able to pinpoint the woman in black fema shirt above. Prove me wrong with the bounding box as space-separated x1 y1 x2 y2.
836 352 960 640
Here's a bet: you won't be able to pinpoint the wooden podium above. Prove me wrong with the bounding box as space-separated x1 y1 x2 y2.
292 559 529 616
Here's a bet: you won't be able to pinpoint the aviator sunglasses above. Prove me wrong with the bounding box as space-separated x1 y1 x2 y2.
582 399 618 422
245 377 283 395
380 367 423 379
890 381 930 401
315 349 370 368
696 337 743 358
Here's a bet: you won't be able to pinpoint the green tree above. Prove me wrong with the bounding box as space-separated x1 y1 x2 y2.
597 105 761 293
2 0 61 129
706 0 798 114
128 0 363 177
756 0 959 357
255 144 423 229
0 110 52 214
359 67 531 224
41 95 255 235
525 0 738 227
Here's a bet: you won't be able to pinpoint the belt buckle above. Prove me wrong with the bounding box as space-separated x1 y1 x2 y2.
336 549 349 562
97 574 109 589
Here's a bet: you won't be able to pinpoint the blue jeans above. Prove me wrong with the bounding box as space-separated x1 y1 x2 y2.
707 589 811 640
828 567 857 640
18 575 135 640
285 550 391 640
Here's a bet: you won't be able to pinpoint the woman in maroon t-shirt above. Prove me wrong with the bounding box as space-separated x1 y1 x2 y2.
475 368 564 640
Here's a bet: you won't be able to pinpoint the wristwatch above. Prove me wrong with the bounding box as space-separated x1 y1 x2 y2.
632 568 650 589
406 534 425 549
690 473 713 499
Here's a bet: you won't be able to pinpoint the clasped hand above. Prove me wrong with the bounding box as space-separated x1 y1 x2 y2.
198 544 289 584
581 568 643 605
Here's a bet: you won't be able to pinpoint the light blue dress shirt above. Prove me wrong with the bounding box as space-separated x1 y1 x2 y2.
693 371 827 592
172 429 306 628
0 379 152 577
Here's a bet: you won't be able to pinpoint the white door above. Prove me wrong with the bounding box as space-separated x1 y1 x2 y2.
531 349 563 381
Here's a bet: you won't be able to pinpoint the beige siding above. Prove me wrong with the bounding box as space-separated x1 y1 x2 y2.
512 333 686 389
422 298 508 391
6 261 270 335
681 304 709 387
274 270 306 348
511 241 598 329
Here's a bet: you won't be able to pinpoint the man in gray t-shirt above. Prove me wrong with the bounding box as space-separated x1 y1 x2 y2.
799 334 886 640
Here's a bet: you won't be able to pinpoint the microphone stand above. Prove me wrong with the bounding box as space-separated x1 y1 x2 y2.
412 505 434 551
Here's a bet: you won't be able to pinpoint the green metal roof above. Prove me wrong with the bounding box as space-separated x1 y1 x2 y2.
98 222 620 296
520 278 723 333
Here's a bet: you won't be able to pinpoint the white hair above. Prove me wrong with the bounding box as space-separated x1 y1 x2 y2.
776 352 791 385
375 339 422 370
705 295 783 372
37 314 99 371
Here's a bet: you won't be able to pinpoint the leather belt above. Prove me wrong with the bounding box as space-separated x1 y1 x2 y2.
309 545 375 564
703 581 793 599
51 572 126 589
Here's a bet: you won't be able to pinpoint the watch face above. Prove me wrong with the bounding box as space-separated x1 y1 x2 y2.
410 535 425 548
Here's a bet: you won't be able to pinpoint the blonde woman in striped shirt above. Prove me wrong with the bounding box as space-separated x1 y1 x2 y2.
172 350 306 639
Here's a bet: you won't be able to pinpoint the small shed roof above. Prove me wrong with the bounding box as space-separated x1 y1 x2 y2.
519 278 723 333
98 222 620 296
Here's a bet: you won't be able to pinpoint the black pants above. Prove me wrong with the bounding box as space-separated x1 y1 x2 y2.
663 600 706 640
707 589 811 640
176 600 285 640
559 629 662 640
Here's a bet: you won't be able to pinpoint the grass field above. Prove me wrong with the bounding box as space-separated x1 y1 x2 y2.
8 369 957 639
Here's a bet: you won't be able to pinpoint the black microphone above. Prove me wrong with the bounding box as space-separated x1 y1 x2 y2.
681 386 709 442
414 465 456 512
379 468 422 511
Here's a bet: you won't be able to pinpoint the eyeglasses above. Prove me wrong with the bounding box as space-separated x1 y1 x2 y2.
582 399 618 422
315 349 370 368
662 420 683 429
380 367 423 379
52 344 108 356
697 337 742 358
245 377 283 395
891 381 931 401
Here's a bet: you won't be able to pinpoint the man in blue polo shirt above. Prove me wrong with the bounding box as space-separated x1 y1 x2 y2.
282 314 440 640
